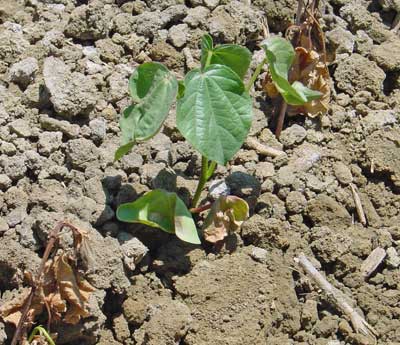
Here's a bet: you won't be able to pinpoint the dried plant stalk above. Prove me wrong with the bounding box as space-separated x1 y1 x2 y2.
350 183 367 226
360 247 386 278
5 221 93 345
295 253 378 341
245 137 286 158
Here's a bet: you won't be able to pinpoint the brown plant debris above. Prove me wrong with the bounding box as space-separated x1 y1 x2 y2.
203 195 249 243
295 253 378 343
0 221 95 345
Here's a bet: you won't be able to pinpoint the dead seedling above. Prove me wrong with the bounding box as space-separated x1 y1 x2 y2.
0 221 95 345
262 0 331 137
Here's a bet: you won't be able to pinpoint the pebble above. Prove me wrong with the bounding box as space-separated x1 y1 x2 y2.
333 162 353 185
9 57 38 87
250 247 268 263
209 179 230 199
386 247 400 268
280 124 307 148
168 23 189 48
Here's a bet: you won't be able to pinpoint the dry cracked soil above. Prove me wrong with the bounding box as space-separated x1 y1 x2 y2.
1 0 400 344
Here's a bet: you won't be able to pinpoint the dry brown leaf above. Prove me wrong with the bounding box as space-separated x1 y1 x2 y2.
44 293 66 321
203 211 229 243
0 288 44 328
286 47 330 117
203 196 249 244
54 254 94 324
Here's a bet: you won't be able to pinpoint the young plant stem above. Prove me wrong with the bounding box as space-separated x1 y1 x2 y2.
245 58 267 93
206 161 217 179
190 202 212 214
275 100 288 138
192 156 212 208
28 326 56 345
205 50 212 69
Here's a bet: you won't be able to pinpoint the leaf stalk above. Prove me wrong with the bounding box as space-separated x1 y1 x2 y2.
192 156 215 208
245 57 267 92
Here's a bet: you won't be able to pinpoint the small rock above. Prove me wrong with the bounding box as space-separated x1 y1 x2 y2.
0 217 9 234
96 39 124 63
0 141 16 155
226 171 261 198
108 72 129 103
301 299 318 329
310 226 352 263
133 296 192 344
89 117 107 141
120 237 149 271
65 2 113 40
39 115 80 138
333 162 353 185
254 162 275 180
120 151 144 173
38 131 63 156
0 30 29 65
9 119 32 138
43 57 98 117
208 179 230 199
184 6 210 28
133 11 165 38
386 247 400 268
286 191 307 214
8 57 38 87
280 124 307 148
6 207 27 227
307 195 351 229
66 138 100 169
0 155 27 181
204 0 220 9
250 247 268 263
326 27 355 54
334 54 385 96
168 23 189 48
0 174 11 191
140 163 166 187
113 314 131 343
370 36 400 71
362 110 397 132
84 176 107 205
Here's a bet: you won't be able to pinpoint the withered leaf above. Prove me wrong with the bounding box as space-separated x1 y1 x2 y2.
0 288 44 327
287 47 330 117
203 196 249 243
263 46 330 117
44 293 66 321
54 254 95 324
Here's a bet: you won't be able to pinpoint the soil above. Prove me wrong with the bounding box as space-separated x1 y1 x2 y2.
0 0 400 345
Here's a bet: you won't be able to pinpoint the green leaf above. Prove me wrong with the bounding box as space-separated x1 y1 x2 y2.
201 34 213 69
210 45 252 79
261 36 322 106
117 62 178 159
291 81 323 101
177 65 253 165
117 190 200 244
177 80 185 99
114 141 135 162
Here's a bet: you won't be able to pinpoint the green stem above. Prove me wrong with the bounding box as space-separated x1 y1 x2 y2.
206 161 217 179
190 202 213 214
28 326 56 345
245 57 268 93
192 156 209 208
205 50 213 69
